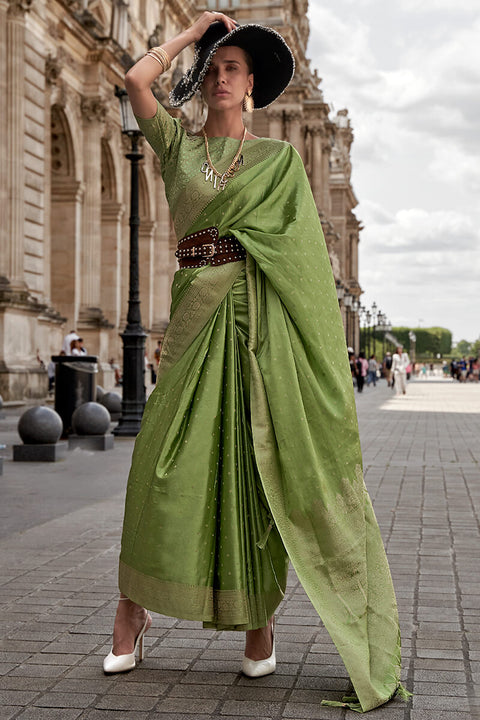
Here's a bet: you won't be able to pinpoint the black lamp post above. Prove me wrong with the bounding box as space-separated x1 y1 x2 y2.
113 86 147 437
371 301 377 358
365 310 371 356
377 311 386 357
359 306 365 352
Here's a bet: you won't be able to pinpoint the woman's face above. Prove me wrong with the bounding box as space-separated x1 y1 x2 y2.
201 46 253 111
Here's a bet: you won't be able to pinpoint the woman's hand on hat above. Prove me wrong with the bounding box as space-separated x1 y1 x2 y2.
188 11 237 43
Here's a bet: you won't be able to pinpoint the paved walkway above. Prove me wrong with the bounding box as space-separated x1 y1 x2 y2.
0 379 479 719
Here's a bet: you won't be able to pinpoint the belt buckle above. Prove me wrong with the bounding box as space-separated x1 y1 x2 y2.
201 243 215 257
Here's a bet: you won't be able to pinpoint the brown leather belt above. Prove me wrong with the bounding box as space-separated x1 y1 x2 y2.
175 226 246 269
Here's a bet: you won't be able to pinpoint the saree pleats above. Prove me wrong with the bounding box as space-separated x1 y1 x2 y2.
120 264 288 630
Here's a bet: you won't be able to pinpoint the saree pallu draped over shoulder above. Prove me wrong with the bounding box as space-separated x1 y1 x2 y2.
119 108 409 712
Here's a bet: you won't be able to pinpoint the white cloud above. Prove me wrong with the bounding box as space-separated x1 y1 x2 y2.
361 207 479 254
307 4 376 88
400 0 480 12
307 0 480 339
358 206 480 340
429 138 480 193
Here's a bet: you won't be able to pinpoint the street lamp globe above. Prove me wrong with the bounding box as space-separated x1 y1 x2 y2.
115 86 141 136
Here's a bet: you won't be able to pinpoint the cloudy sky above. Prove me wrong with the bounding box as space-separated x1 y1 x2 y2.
307 0 480 344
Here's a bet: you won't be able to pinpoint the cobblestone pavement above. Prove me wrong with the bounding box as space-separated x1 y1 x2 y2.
0 378 479 720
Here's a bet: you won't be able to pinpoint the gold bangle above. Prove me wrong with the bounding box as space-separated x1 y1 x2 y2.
146 50 167 71
146 46 171 72
146 50 168 72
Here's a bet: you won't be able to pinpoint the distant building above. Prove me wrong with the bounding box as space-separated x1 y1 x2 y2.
0 0 361 400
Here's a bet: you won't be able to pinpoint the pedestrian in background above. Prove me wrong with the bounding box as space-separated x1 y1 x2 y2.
383 351 393 387
47 359 55 393
61 330 80 355
70 338 82 356
356 351 368 392
366 354 378 387
349 350 358 388
392 345 410 395
153 340 162 371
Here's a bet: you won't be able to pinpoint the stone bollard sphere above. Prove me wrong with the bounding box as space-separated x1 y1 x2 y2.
72 402 111 436
95 385 105 402
18 406 63 445
100 392 122 415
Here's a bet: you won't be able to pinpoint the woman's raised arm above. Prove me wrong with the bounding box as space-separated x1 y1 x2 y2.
125 12 237 119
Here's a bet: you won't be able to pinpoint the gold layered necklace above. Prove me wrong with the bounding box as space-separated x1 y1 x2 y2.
200 126 246 191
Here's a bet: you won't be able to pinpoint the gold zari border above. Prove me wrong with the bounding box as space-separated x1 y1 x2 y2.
119 560 284 631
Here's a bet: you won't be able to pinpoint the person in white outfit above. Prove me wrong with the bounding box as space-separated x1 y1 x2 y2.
392 345 410 395
61 330 80 355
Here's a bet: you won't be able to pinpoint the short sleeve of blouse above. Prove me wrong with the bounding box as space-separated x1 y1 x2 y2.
135 100 182 171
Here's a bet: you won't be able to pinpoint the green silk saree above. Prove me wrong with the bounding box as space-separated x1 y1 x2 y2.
119 103 408 712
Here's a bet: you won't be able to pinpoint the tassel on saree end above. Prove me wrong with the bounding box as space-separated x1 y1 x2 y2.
321 694 362 712
321 685 411 713
256 522 273 550
395 683 413 701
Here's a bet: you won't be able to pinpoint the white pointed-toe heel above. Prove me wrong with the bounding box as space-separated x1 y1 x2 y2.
242 618 276 678
103 612 151 674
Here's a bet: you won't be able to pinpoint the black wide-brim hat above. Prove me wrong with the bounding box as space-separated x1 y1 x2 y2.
169 22 295 109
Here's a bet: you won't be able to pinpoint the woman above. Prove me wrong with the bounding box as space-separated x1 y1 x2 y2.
392 345 410 395
104 13 410 712
356 351 368 393
366 354 378 387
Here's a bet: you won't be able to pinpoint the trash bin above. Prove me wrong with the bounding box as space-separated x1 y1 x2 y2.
52 355 98 437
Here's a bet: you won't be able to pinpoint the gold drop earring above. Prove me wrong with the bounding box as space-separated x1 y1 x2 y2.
243 91 254 113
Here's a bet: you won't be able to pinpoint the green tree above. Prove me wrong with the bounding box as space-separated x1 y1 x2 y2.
390 326 452 357
453 339 472 357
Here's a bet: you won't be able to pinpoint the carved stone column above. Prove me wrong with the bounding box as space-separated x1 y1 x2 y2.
79 95 106 320
101 201 124 329
321 139 332 216
50 180 85 325
351 230 359 282
2 0 33 288
44 54 63 307
77 95 114 355
310 126 323 212
285 109 303 158
267 108 283 141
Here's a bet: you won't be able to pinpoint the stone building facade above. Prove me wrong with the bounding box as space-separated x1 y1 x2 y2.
0 0 361 401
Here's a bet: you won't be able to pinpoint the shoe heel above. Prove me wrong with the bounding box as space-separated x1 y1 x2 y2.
103 612 150 674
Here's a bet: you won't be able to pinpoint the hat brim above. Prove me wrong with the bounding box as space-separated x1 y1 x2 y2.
169 23 295 109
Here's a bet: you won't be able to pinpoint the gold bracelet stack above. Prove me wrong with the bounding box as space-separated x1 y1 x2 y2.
145 46 171 73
